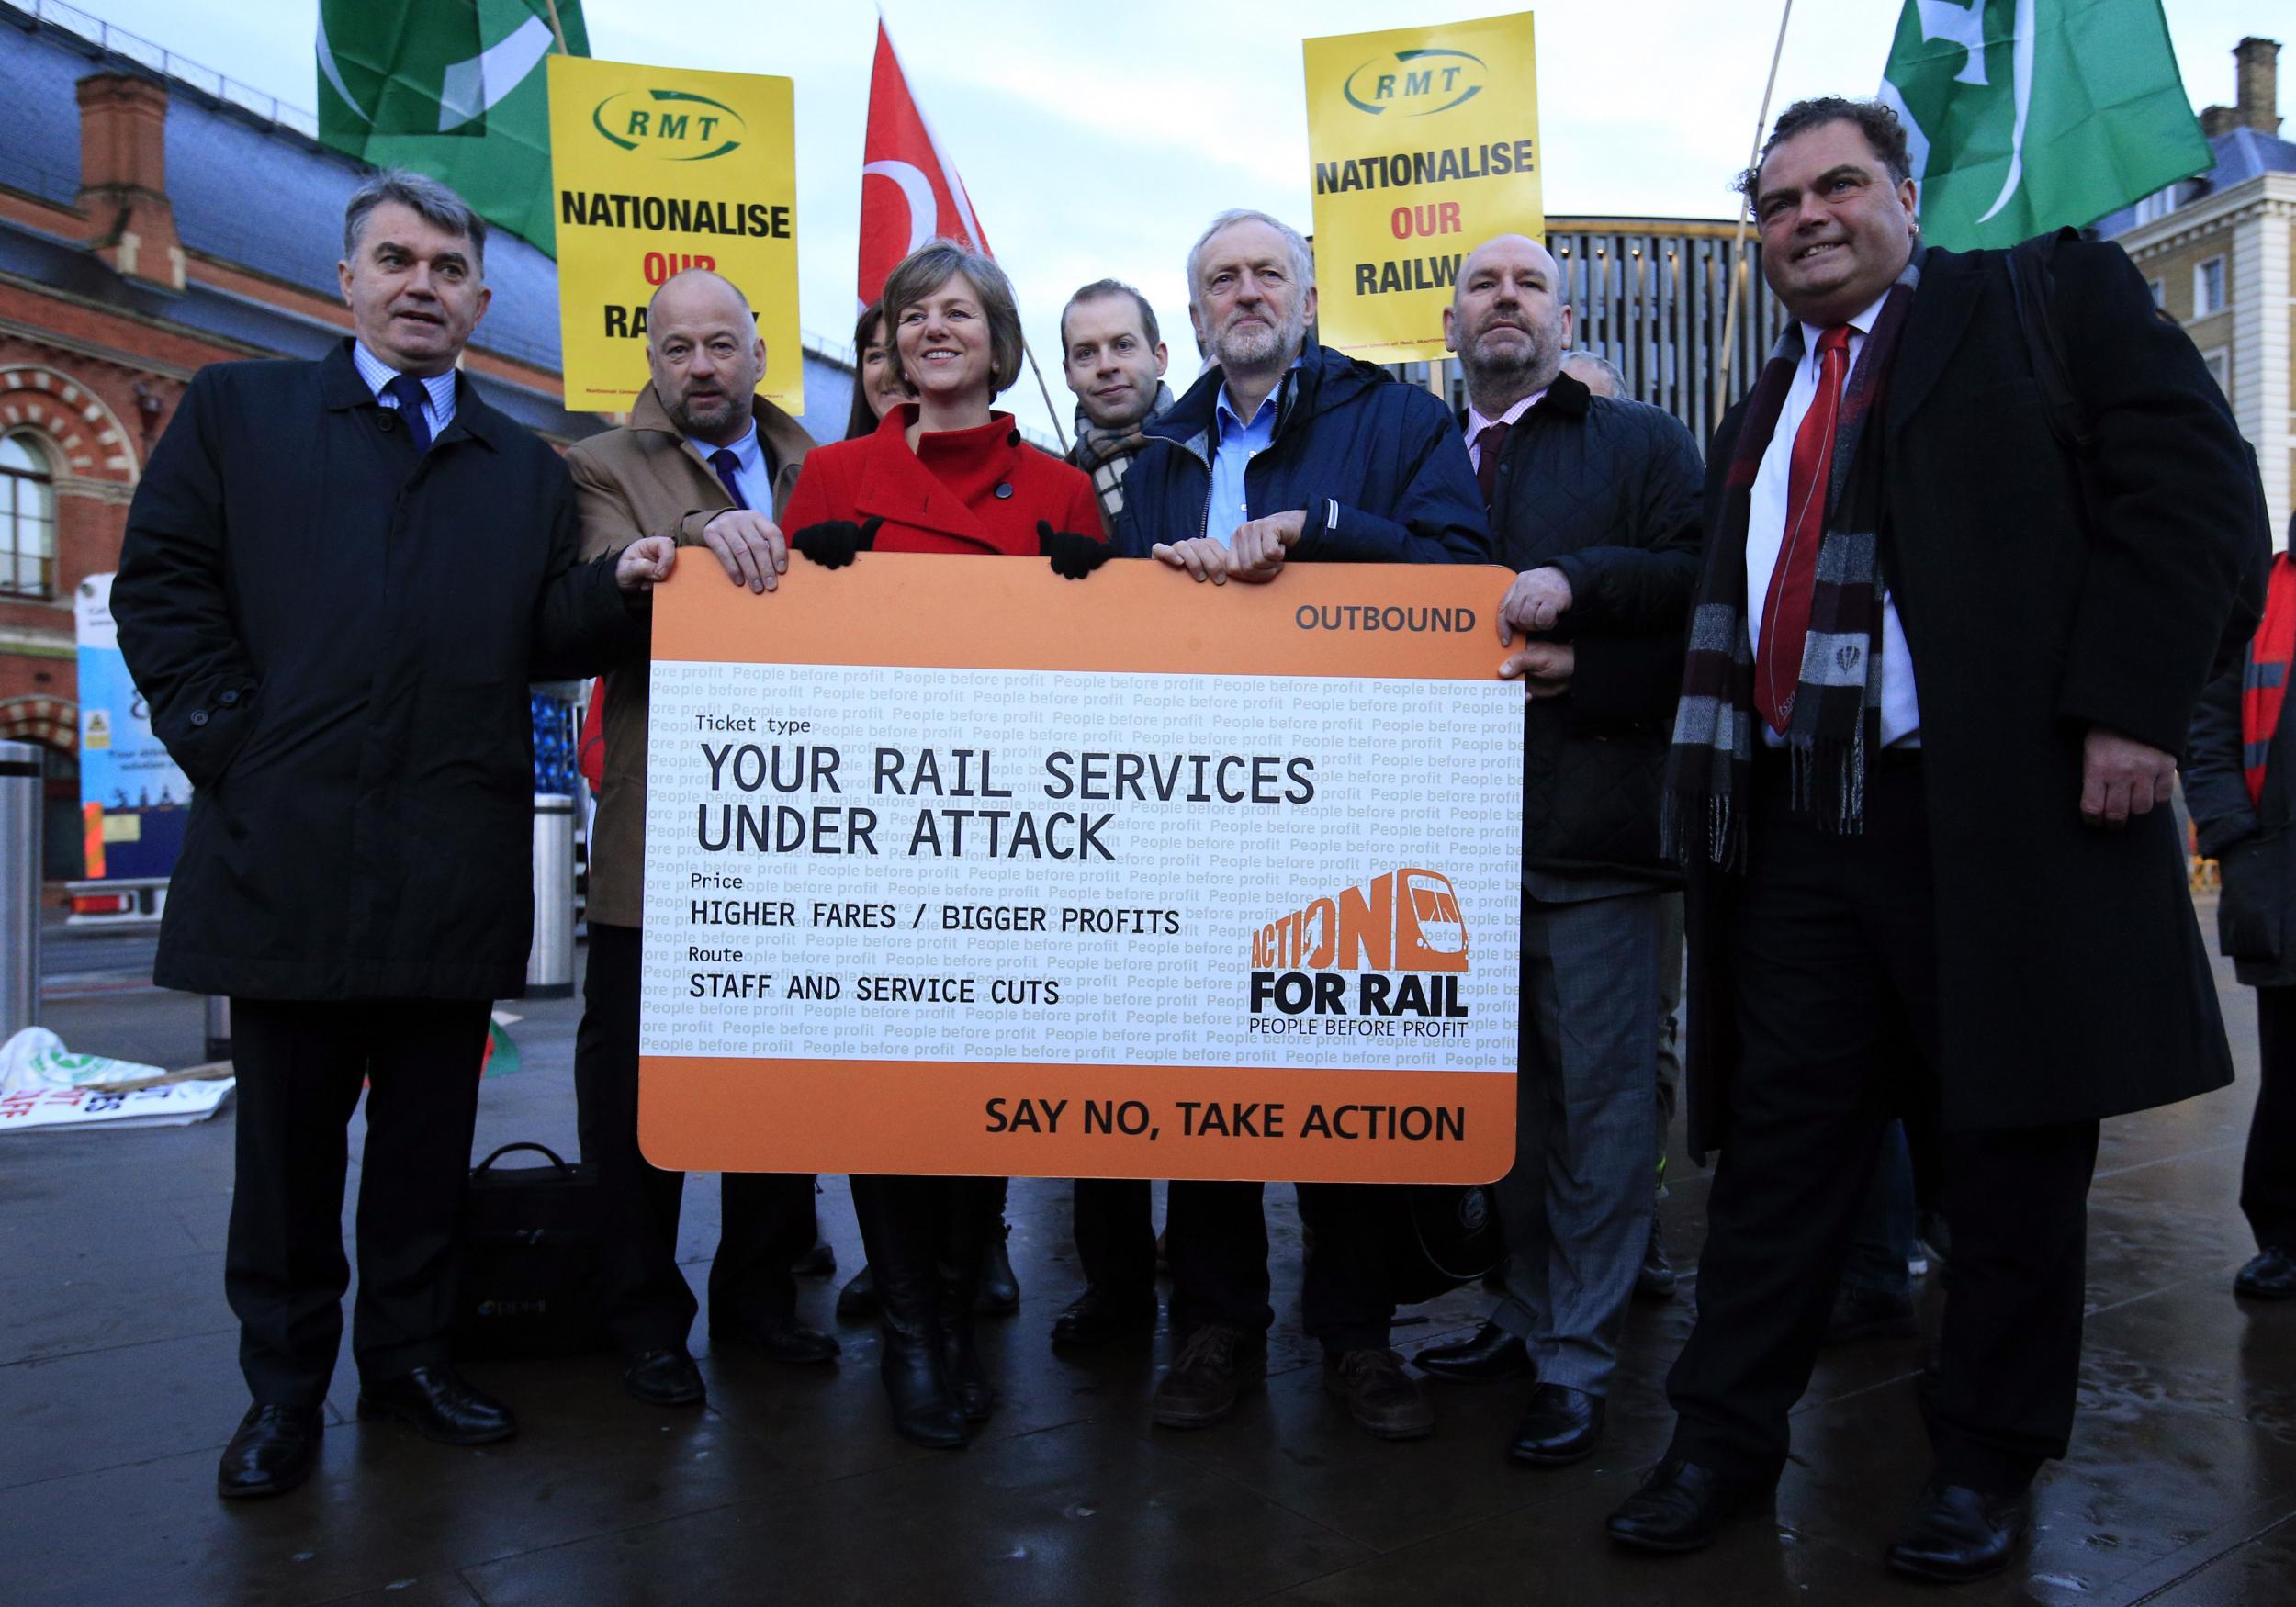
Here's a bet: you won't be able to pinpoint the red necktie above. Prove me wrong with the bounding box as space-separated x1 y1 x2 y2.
1755 325 1852 734
1474 420 1510 511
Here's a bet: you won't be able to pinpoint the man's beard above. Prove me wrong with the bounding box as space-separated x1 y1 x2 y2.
1465 322 1553 391
670 387 742 436
1213 309 1303 373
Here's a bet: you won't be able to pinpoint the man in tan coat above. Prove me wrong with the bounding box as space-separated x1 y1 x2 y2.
565 268 829 1408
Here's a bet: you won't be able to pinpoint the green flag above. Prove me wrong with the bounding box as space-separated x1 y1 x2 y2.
1878 0 2211 250
317 0 587 256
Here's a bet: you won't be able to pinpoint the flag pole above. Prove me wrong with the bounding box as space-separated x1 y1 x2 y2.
540 0 570 53
1713 0 1794 424
1023 338 1071 455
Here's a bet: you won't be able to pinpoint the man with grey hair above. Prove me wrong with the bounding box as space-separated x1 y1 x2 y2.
562 267 834 1410
1406 232 1703 1478
1113 208 1489 1444
115 169 682 1500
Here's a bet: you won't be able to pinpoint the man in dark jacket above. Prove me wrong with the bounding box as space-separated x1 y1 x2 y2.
113 172 670 1500
2184 511 2296 1305
1116 208 1490 1444
1605 101 2266 1582
1408 235 1703 1475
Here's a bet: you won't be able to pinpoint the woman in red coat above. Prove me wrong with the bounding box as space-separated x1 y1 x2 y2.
782 242 1104 1449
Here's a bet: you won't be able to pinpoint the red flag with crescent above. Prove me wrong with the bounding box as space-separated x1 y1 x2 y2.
858 19 992 312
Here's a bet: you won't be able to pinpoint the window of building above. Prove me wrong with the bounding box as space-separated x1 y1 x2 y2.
0 432 56 600
2195 256 2227 319
2146 277 2166 309
2133 185 2180 225
2202 347 2231 399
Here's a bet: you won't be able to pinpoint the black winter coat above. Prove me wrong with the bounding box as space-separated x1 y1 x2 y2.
1112 341 1491 564
112 342 644 1000
1480 374 1704 879
1683 241 2267 1152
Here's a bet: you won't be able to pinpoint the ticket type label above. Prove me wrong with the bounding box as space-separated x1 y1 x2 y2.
639 555 1523 1183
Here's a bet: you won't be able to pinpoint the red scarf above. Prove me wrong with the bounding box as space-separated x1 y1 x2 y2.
2244 553 2296 805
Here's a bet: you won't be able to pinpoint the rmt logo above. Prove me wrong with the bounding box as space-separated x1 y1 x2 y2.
1249 867 1469 1026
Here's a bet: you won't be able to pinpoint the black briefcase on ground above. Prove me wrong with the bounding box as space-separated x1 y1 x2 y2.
455 1142 613 1360
1382 1184 1507 1306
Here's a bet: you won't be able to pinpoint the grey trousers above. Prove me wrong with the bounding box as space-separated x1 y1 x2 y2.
1491 889 1664 1395
1655 891 1685 1180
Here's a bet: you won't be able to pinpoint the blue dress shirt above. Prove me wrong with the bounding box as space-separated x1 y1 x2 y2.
351 342 457 442
692 420 775 518
1205 364 1298 541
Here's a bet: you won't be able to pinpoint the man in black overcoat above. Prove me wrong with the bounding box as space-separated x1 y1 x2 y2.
1603 100 2267 1581
112 171 680 1500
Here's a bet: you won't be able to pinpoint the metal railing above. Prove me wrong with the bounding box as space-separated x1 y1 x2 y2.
15 0 320 140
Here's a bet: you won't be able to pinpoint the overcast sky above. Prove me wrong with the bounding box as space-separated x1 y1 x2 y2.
77 0 2278 439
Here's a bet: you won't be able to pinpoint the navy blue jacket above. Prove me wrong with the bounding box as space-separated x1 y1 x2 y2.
1112 341 1490 564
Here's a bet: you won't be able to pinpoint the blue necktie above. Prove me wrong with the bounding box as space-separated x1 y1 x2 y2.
384 374 433 453
707 447 748 511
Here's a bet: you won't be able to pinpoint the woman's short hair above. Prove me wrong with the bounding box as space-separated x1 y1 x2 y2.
880 241 1025 398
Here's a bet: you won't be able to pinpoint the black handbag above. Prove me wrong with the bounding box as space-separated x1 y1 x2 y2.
455 1142 613 1360
1382 1183 1506 1306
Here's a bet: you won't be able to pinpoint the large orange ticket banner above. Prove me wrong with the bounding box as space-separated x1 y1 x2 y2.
639 555 1523 1184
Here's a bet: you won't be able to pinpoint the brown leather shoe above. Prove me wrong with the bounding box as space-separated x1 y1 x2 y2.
1151 1323 1266 1429
1323 1348 1435 1440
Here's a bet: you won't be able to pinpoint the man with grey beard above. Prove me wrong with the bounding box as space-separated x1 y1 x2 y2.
1407 234 1704 1473
1113 208 1488 1443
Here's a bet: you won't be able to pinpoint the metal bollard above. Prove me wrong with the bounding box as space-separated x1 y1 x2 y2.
0 740 42 1039
204 995 231 1062
526 792 576 1000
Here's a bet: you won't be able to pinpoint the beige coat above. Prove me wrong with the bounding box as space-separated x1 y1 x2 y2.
567 384 815 928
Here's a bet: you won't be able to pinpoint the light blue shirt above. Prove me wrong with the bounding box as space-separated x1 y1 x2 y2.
1205 365 1297 541
692 420 774 518
351 342 456 444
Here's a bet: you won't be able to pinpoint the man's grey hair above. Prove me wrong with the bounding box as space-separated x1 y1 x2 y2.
343 169 488 272
1186 208 1315 301
1561 349 1626 397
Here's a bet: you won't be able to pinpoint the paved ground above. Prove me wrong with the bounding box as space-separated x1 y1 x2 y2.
2 910 2290 1605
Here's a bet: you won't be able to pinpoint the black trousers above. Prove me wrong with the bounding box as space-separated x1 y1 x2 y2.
1073 1178 1156 1297
2247 986 2296 1251
1165 1178 1395 1354
1666 755 2100 1497
227 995 492 1406
574 924 816 1353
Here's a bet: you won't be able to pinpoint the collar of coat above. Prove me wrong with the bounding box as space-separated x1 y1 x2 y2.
319 337 509 453
1145 340 1390 462
626 380 816 478
852 403 1035 549
1454 368 1593 437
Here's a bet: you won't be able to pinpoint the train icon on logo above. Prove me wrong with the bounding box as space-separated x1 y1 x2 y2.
1250 868 1471 1028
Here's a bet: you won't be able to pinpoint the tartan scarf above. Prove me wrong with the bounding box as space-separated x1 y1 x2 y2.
1663 254 1921 870
1071 383 1175 526
2242 554 2296 805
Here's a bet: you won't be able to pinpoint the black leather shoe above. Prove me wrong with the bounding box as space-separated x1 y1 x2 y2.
713 1315 841 1365
1606 1457 1775 1552
1324 1348 1436 1440
2236 1246 2296 1300
1152 1323 1267 1429
836 1264 878 1320
1885 1480 2033 1582
1821 1284 1919 1346
1051 1286 1158 1347
217 1403 321 1500
622 1347 705 1407
975 1223 1019 1316
1507 1383 1604 1466
1636 1220 1678 1301
791 1238 838 1278
1413 1320 1531 1383
355 1366 516 1445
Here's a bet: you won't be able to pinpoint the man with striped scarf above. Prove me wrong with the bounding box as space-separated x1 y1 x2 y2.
1604 97 2266 1582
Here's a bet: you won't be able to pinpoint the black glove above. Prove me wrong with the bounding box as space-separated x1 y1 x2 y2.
1038 520 1112 580
789 517 881 570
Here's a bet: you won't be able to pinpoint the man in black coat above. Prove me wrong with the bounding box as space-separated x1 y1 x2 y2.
113 171 677 1500
1604 101 2265 1581
1409 235 1704 1476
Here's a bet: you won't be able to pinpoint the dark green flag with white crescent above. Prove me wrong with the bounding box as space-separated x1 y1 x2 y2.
1878 0 2210 250
317 0 588 256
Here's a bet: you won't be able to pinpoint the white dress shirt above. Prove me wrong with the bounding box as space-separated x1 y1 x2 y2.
1745 292 1920 747
690 420 775 517
351 341 456 442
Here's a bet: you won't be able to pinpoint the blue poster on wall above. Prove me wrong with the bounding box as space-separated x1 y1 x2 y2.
73 571 189 880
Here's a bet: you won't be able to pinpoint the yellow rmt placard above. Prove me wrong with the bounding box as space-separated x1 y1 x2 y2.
546 55 802 412
1301 12 1545 364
